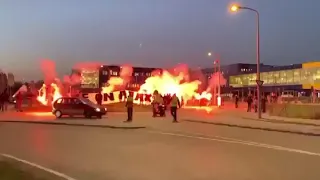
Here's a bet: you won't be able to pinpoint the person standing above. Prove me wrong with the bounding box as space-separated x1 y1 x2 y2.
261 96 267 113
16 91 23 112
2 89 9 111
0 92 4 112
247 95 253 112
235 94 239 108
152 90 160 117
124 93 134 122
170 94 181 123
253 96 258 113
95 90 103 105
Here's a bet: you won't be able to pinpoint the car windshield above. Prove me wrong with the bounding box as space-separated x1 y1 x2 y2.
79 98 100 108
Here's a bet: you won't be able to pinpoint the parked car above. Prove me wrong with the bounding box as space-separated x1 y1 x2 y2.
52 97 107 119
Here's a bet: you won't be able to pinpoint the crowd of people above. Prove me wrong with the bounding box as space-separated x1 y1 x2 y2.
234 94 268 113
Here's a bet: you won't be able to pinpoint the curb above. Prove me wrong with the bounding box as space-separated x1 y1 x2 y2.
242 117 320 127
0 121 146 130
183 119 320 137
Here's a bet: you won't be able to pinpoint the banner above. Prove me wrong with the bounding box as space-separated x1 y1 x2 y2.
82 90 154 105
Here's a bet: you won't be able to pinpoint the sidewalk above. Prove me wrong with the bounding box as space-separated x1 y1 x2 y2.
221 102 320 126
179 109 320 136
0 109 320 136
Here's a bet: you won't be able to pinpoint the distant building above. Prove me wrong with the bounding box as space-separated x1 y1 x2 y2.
227 62 320 96
75 65 161 92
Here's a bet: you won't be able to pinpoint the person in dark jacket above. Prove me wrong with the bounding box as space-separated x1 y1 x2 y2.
235 95 239 108
15 91 23 112
95 90 103 105
1 89 9 111
170 94 181 123
247 95 253 112
0 92 4 112
261 96 267 113
124 92 134 122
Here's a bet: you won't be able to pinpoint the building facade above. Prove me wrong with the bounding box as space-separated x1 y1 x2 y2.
76 65 160 92
228 62 320 96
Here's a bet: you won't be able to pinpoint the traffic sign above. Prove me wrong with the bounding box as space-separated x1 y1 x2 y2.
256 80 264 86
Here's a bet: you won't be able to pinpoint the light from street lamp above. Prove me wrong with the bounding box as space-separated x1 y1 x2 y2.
230 5 239 12
208 52 212 56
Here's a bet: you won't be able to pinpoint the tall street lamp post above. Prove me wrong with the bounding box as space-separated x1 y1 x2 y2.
208 52 221 107
230 4 262 118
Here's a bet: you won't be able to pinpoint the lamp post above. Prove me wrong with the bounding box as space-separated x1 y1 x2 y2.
230 4 262 118
208 52 221 106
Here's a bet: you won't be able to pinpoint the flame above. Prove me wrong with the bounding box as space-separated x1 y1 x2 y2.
37 83 62 106
100 67 214 105
102 77 124 94
194 91 212 100
138 70 203 102
37 84 48 105
183 106 215 113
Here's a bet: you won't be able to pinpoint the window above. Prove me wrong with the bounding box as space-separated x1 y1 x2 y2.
102 70 108 75
71 98 82 105
279 71 287 84
56 98 62 104
111 71 118 76
135 72 139 76
286 70 294 84
293 69 301 83
61 98 71 104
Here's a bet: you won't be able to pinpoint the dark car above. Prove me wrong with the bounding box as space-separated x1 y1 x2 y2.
52 97 107 119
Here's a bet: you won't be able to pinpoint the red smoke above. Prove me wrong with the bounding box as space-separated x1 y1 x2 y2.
40 59 57 85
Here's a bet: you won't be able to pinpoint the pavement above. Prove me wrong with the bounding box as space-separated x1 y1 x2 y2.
0 122 319 180
1 104 320 136
0 106 320 179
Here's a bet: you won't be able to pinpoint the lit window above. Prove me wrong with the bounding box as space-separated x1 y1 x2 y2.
102 71 108 75
111 71 118 76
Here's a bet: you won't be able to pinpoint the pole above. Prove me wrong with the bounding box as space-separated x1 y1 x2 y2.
213 62 217 105
218 60 221 97
256 10 261 119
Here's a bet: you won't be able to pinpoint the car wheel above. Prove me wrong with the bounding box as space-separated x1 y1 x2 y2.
84 112 92 119
55 110 62 118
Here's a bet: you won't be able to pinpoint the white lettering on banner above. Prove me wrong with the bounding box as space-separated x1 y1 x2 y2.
83 90 154 105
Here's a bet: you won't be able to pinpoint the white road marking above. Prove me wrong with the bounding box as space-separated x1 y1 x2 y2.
148 131 320 157
1 153 77 180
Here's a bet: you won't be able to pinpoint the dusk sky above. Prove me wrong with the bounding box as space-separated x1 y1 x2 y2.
0 0 320 80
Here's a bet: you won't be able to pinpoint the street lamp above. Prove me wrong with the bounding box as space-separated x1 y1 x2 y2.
208 52 221 107
230 4 262 118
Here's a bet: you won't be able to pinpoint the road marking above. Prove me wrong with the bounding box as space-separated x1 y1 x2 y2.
1 153 77 180
148 131 320 157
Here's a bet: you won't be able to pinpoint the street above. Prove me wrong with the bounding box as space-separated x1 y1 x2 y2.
0 113 320 180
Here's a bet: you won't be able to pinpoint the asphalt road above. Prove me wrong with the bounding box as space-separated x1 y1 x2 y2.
0 122 319 180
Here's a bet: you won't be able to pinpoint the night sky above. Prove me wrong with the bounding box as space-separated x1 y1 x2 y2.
0 0 320 80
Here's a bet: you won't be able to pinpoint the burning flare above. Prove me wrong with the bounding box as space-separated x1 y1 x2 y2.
37 83 62 106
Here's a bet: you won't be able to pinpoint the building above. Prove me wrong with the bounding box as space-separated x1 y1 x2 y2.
200 63 274 93
228 62 320 96
77 65 160 92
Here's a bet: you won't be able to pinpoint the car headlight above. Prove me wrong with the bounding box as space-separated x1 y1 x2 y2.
95 108 100 112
